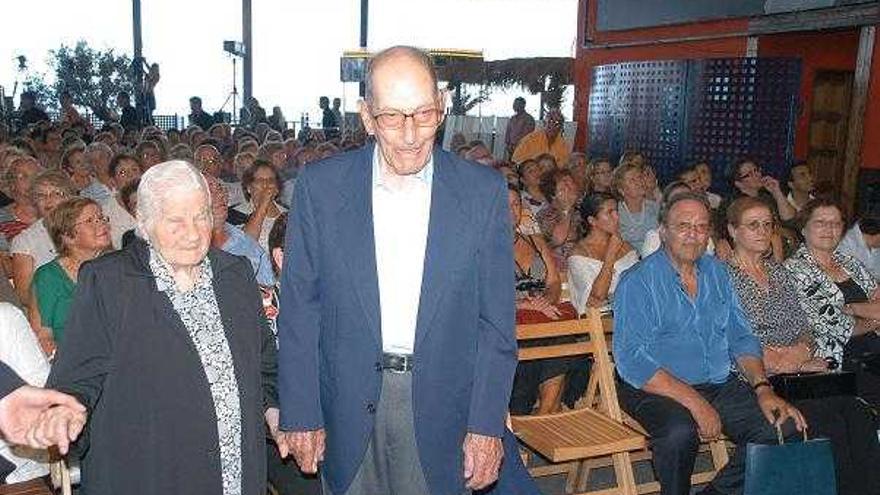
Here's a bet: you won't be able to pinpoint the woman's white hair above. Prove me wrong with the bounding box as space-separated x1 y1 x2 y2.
136 160 211 238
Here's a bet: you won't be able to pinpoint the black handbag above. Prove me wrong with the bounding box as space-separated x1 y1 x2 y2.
744 428 837 495
768 371 857 401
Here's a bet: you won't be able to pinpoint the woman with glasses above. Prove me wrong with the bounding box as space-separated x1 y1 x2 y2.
10 170 75 311
236 161 286 254
728 196 880 495
786 198 880 406
716 158 793 260
32 198 110 350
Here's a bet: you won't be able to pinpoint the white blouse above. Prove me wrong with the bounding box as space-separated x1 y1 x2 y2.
568 250 639 315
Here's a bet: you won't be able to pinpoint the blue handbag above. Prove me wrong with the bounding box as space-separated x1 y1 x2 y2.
744 427 837 495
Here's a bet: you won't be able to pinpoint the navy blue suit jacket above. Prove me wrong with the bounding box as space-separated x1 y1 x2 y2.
277 143 534 494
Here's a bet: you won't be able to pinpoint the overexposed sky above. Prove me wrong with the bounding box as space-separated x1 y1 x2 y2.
2 0 577 122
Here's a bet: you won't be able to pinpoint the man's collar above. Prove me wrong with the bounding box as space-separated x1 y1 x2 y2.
371 145 434 190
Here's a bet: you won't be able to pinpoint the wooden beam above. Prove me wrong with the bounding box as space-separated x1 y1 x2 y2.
749 3 879 36
841 25 875 220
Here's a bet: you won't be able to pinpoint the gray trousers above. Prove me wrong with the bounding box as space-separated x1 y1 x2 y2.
324 371 443 495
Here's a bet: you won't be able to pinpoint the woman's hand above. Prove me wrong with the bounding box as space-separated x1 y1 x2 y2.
36 327 56 358
605 234 625 264
521 296 562 320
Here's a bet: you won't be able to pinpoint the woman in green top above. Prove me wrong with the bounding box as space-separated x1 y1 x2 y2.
32 197 110 350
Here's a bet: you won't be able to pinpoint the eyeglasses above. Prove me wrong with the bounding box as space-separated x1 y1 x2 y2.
740 220 775 233
810 219 843 230
670 222 711 235
34 190 69 201
371 107 441 130
75 215 110 228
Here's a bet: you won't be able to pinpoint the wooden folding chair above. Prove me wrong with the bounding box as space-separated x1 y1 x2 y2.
579 316 730 494
510 309 647 495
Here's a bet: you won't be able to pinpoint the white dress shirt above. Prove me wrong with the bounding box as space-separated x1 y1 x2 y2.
372 148 433 354
838 222 880 282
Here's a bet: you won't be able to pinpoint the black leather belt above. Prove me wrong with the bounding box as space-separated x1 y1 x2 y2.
382 353 414 373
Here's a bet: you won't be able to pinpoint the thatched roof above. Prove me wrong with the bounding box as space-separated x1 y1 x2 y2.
435 57 573 93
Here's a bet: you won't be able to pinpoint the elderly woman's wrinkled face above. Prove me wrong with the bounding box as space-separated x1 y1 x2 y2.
152 189 212 269
730 206 774 255
804 206 844 254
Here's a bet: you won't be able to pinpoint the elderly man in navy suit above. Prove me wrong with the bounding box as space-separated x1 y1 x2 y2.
275 46 531 494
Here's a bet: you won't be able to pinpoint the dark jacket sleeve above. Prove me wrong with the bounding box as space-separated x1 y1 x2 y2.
467 176 517 437
0 362 24 400
47 263 113 413
277 171 324 431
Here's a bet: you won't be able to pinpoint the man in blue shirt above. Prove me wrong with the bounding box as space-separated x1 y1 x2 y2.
613 192 805 495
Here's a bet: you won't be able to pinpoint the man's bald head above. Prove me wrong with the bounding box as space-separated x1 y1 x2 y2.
364 46 438 104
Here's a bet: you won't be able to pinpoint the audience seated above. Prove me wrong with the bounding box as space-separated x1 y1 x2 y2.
585 157 613 194
236 161 286 253
614 191 805 495
568 192 638 315
80 142 114 204
837 207 880 281
100 153 142 249
10 170 75 307
508 185 580 415
785 198 880 407
786 162 814 213
725 196 880 495
614 161 659 250
0 154 41 251
535 169 582 273
205 175 274 287
642 181 716 258
32 197 111 352
518 159 548 219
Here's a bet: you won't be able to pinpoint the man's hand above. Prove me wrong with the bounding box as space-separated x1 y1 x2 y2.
24 403 87 455
0 385 85 452
265 407 281 444
462 432 503 490
687 397 722 440
756 388 807 431
277 429 326 474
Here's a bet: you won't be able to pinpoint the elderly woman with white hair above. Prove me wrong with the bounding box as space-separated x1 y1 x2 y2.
40 160 280 495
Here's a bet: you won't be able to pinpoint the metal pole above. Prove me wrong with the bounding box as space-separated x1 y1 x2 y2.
243 0 253 105
359 0 368 97
132 0 144 122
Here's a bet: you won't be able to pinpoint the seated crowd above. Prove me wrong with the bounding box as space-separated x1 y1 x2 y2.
0 99 366 493
1 93 879 494
491 132 880 494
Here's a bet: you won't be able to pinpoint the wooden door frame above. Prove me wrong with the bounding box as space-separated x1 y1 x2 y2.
841 25 875 220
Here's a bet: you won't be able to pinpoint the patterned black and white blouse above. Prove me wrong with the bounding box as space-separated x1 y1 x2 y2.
726 260 812 348
784 244 877 363
149 244 243 495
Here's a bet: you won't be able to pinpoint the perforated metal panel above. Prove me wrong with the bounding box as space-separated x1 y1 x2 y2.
587 57 801 193
588 60 688 184
686 58 801 192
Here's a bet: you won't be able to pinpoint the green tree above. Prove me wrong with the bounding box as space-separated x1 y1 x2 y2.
24 41 135 120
